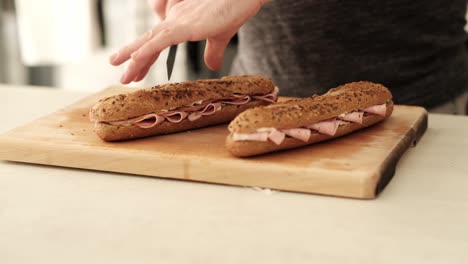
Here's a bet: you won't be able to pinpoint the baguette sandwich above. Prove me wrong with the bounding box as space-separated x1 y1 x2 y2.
90 75 279 141
226 81 393 157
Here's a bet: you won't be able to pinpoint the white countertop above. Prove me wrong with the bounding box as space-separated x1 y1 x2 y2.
1 84 467 263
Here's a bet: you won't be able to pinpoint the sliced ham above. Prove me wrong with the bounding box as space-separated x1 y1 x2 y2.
188 112 202 121
231 102 388 144
109 113 165 127
199 103 222 115
135 116 165 128
282 128 311 142
178 103 208 112
252 86 279 103
187 102 222 121
362 103 387 117
255 128 287 145
267 129 286 145
164 111 189 123
181 96 249 111
337 111 364 124
105 89 278 128
306 118 339 136
223 96 251 105
232 132 269 142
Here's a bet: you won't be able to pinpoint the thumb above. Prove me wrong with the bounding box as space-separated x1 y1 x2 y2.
204 36 232 71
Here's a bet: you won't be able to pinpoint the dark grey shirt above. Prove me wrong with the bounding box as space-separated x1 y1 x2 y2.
231 0 468 108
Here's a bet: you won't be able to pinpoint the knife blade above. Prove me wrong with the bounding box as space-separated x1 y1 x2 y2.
166 45 178 80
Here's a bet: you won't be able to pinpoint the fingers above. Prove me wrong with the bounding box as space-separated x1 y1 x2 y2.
121 52 160 84
148 0 167 19
148 0 182 20
204 37 232 71
109 25 166 66
166 0 183 15
132 25 189 62
120 25 188 83
133 52 160 82
120 61 141 84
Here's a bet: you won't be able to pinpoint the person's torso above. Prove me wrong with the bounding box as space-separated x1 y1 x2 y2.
232 0 468 108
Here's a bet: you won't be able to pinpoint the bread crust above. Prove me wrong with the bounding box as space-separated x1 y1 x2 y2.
225 101 394 157
228 81 392 133
90 75 274 122
95 101 267 141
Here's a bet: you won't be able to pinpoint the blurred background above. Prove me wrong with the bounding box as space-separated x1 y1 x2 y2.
2 1 468 93
0 0 237 91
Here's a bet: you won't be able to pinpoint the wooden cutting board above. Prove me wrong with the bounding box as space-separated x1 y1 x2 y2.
0 87 427 199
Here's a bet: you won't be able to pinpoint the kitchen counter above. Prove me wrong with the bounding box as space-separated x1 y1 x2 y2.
1 84 467 263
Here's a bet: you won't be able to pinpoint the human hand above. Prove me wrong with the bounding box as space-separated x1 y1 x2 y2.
148 0 183 20
109 0 269 84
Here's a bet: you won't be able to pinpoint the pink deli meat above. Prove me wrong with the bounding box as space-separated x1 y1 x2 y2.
267 129 286 145
362 103 387 116
104 87 279 127
232 102 388 145
109 113 165 128
232 132 269 142
223 96 251 105
188 103 223 121
306 118 339 136
251 86 279 103
337 111 364 124
282 128 311 142
164 111 189 123
237 128 287 145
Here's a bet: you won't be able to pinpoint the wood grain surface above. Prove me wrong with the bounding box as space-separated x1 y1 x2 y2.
0 87 428 199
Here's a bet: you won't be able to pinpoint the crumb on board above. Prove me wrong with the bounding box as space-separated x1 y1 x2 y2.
249 186 277 195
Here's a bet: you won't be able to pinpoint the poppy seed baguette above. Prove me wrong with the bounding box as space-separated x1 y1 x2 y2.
90 75 275 122
225 101 394 157
228 81 392 133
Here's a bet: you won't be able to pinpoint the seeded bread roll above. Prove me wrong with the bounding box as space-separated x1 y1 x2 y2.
226 101 394 157
228 81 392 133
96 101 266 141
90 75 274 123
90 75 277 141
